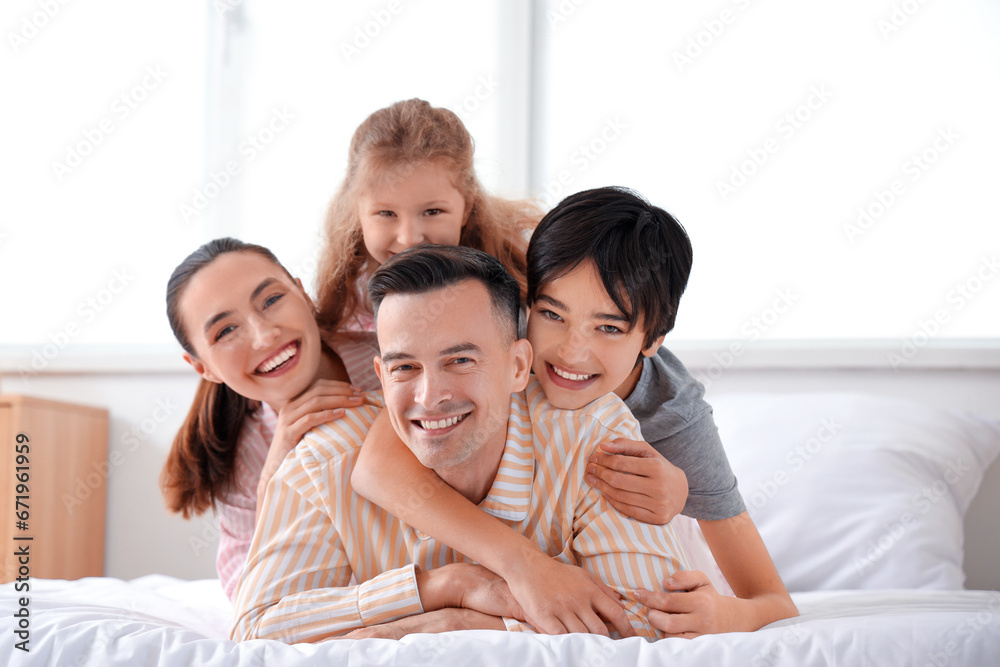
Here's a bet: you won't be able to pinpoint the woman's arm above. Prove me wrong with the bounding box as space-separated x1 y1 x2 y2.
635 512 798 636
351 411 634 637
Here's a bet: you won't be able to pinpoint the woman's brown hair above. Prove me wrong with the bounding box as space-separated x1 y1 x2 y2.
314 98 542 332
160 238 291 518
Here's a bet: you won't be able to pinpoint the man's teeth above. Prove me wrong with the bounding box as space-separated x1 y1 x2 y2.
419 415 465 430
258 345 296 373
552 365 595 382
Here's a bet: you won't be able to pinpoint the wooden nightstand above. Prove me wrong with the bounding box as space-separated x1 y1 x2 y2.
1 395 109 582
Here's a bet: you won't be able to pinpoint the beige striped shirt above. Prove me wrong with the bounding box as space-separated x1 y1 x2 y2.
231 378 689 643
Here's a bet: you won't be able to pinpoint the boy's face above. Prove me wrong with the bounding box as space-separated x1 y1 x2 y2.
527 259 664 409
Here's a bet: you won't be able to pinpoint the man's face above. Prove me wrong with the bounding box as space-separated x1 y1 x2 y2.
374 279 531 489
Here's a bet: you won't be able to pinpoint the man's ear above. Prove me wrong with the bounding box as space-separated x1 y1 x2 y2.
510 338 533 392
641 334 666 358
183 352 223 384
373 356 384 386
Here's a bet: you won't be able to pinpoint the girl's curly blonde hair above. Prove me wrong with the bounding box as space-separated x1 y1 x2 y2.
315 98 542 332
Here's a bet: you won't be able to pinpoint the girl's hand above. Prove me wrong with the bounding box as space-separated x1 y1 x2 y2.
635 570 736 638
258 380 365 499
505 551 635 638
586 439 688 524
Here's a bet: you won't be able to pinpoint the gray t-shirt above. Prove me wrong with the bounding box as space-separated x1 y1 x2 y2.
624 347 745 521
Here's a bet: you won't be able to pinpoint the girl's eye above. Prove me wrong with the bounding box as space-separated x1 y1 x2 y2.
424 208 442 216
599 324 623 334
376 210 396 218
215 325 235 342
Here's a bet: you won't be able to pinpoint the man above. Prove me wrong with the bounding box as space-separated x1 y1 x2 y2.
231 245 689 643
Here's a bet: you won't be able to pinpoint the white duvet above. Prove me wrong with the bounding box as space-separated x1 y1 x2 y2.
3 575 999 666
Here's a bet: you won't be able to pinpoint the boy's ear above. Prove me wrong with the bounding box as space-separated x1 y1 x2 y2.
641 334 666 358
183 352 222 384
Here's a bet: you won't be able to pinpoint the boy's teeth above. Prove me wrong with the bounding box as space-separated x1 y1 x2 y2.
258 344 296 373
419 414 464 430
552 365 594 382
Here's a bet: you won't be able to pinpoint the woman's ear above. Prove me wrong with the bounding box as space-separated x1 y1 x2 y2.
641 334 666 358
183 352 222 384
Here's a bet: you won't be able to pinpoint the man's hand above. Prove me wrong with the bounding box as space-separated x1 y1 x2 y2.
503 551 635 637
416 562 523 620
586 439 687 525
339 608 505 640
258 380 365 498
634 570 737 638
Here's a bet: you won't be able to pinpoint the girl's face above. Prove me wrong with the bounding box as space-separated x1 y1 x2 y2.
357 161 468 266
527 259 664 410
179 251 324 411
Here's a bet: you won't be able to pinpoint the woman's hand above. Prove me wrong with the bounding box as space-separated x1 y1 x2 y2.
503 551 635 637
634 570 737 638
258 380 365 500
586 439 687 525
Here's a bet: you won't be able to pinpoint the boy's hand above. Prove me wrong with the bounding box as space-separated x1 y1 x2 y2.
634 571 737 637
586 439 687 524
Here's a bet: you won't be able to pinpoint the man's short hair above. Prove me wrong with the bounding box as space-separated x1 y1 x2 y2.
527 186 693 349
368 244 521 344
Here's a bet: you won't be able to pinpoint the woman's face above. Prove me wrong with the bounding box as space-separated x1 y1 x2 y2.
357 161 468 266
179 251 323 410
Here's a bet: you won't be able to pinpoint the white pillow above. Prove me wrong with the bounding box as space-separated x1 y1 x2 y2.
708 392 1000 591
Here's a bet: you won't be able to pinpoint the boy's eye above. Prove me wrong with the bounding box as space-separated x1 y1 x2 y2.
539 309 562 322
598 324 623 334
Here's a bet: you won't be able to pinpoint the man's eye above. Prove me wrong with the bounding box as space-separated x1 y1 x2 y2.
451 357 472 365
392 364 414 373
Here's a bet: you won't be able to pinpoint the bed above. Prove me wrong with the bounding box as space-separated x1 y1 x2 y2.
4 391 999 666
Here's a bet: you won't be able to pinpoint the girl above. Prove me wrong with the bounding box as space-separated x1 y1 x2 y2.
160 238 381 601
314 98 541 333
351 188 796 637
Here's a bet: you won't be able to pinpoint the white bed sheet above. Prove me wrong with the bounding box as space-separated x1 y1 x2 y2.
3 576 999 666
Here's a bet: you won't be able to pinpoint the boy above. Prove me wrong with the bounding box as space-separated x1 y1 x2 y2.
352 187 797 636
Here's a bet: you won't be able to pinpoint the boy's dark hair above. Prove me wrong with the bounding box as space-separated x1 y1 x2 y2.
368 244 521 344
527 186 693 349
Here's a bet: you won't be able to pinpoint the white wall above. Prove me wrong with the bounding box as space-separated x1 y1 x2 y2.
2 346 997 581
